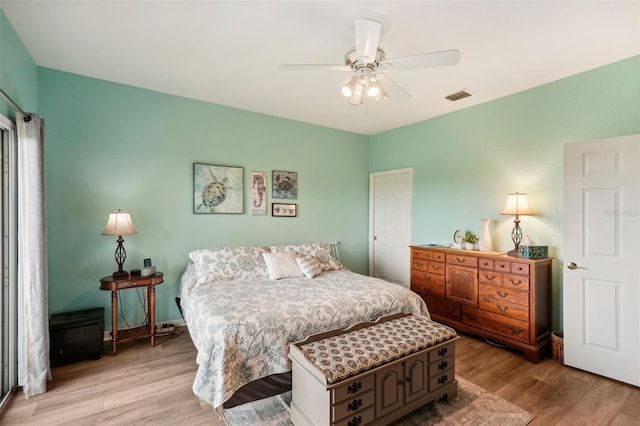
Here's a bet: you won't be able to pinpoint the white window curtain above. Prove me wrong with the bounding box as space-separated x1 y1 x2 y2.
16 112 50 397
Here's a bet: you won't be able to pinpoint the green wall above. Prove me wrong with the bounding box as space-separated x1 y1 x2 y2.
0 9 36 117
38 68 369 328
369 55 640 328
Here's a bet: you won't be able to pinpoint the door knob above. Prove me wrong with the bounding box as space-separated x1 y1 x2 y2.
567 262 587 270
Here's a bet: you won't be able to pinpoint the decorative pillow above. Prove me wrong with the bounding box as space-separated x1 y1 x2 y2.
262 252 304 280
296 256 322 279
270 242 345 272
188 246 270 283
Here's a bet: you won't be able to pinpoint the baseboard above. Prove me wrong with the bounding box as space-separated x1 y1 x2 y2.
103 318 186 341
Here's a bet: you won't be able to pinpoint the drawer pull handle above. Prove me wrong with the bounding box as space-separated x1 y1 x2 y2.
432 265 441 271
446 307 456 314
423 275 431 281
438 347 448 356
438 360 448 370
482 262 489 266
466 314 477 321
348 416 362 426
499 264 506 269
347 398 362 411
508 325 523 335
497 291 508 298
497 305 508 313
516 266 524 271
484 274 496 281
416 262 423 267
456 257 466 263
347 381 362 394
438 374 448 384
425 288 432 293
509 278 522 285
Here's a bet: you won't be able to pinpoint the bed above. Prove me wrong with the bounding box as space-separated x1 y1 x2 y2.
179 242 429 414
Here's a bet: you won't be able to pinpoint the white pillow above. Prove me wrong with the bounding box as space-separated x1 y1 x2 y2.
261 252 304 280
269 242 345 272
296 256 322 279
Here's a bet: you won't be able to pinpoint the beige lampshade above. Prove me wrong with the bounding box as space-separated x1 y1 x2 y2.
501 192 533 216
101 210 137 236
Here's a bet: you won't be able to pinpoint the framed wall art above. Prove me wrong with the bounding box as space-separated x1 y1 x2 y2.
250 171 267 215
272 203 297 217
272 170 297 199
193 163 244 214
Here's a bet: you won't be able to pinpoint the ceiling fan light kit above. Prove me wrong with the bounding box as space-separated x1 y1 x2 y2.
280 18 461 107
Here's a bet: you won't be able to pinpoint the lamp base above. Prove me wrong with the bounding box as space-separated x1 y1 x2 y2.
112 270 130 280
506 249 520 257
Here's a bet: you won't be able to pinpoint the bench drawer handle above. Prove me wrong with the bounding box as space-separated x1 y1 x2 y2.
347 381 362 394
348 416 362 426
438 360 448 370
347 398 362 411
438 347 448 356
438 374 448 384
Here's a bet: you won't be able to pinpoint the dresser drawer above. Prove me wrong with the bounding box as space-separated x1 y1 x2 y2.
478 270 501 285
426 261 445 275
510 262 530 275
461 307 530 343
479 297 530 322
479 258 494 270
502 273 530 290
411 271 445 298
332 374 374 403
412 248 430 260
494 261 511 272
331 389 374 422
425 296 460 321
446 254 478 267
479 284 529 306
411 259 428 272
332 405 375 426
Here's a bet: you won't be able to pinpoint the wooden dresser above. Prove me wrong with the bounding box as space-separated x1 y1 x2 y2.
410 245 552 362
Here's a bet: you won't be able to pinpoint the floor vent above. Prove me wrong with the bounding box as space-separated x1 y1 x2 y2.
445 90 472 101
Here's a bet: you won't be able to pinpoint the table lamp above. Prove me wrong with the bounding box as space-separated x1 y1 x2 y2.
101 209 137 279
501 192 532 257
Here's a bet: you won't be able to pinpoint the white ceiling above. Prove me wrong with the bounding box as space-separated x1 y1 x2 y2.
2 1 639 136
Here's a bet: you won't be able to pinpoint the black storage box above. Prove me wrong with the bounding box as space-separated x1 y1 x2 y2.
49 307 104 367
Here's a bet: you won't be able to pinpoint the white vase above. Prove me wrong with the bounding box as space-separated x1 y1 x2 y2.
479 218 492 251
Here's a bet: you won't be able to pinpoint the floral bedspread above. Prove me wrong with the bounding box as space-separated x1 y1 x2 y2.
179 265 429 411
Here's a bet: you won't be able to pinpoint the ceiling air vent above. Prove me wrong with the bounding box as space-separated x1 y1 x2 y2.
445 90 472 101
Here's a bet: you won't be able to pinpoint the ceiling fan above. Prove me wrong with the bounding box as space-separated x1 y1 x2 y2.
279 19 461 106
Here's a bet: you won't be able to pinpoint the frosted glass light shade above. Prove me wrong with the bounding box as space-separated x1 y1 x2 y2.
501 193 532 216
101 210 137 236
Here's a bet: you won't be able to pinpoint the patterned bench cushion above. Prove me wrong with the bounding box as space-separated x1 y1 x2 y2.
299 315 457 384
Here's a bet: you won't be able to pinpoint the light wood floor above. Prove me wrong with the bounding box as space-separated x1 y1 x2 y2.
2 327 639 426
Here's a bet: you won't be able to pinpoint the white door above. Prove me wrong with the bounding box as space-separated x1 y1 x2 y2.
369 169 412 286
563 134 640 386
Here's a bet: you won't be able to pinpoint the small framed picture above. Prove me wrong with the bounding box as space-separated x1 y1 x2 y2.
143 258 152 267
272 170 297 199
272 203 297 217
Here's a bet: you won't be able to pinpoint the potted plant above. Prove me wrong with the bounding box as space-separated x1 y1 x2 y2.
463 231 478 250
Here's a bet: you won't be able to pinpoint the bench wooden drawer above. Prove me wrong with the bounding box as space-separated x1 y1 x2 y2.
429 354 454 377
429 368 454 390
332 374 374 403
331 389 374 422
332 406 375 426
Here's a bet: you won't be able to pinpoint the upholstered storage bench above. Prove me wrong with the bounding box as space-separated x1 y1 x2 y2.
289 313 458 426
49 307 104 367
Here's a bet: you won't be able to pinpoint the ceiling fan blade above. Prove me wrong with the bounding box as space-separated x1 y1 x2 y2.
354 19 381 63
382 49 461 71
278 64 352 72
376 73 412 101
